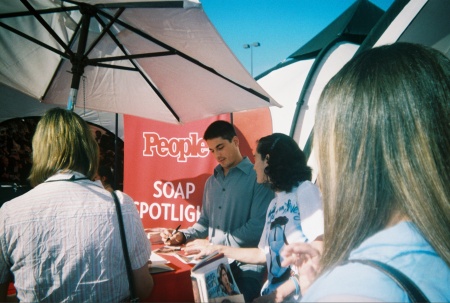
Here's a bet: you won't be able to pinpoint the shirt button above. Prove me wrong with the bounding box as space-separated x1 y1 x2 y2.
222 188 225 191
218 206 222 209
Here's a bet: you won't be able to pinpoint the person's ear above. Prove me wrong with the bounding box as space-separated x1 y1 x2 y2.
232 136 239 147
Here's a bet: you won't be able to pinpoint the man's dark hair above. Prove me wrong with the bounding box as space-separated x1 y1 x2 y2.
203 120 237 142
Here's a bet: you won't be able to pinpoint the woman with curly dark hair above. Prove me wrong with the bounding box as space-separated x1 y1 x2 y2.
255 133 312 192
186 133 324 302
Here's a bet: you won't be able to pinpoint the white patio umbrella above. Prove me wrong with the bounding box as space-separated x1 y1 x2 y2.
1 83 125 139
0 0 279 124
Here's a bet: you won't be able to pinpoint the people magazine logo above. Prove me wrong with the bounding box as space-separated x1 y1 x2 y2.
142 132 209 162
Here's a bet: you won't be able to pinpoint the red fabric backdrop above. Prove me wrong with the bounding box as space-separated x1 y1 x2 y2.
124 108 272 229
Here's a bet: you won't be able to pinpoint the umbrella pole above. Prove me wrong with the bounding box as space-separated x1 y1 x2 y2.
67 7 92 111
114 113 119 190
67 89 78 111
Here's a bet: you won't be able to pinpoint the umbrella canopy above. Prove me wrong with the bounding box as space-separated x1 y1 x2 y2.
0 0 279 124
0 83 125 138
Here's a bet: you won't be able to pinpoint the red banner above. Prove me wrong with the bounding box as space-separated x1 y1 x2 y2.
124 108 272 229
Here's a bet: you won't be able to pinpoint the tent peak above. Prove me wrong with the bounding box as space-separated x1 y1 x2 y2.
288 0 384 61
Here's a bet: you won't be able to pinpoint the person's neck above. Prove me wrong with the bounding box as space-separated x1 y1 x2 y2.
386 210 410 228
223 155 244 176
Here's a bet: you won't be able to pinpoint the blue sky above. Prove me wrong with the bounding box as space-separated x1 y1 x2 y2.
201 0 395 77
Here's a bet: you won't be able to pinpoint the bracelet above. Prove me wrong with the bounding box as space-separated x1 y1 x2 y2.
290 276 300 296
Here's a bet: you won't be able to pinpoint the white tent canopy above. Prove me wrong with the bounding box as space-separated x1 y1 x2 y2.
258 0 449 182
257 0 386 181
366 0 449 56
257 59 314 136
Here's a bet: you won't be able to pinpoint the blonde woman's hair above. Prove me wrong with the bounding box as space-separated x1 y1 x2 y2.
314 43 450 272
29 108 99 186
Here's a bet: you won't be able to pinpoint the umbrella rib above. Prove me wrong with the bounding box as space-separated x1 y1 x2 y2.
63 0 185 9
0 21 68 59
96 9 270 103
84 8 125 57
89 9 180 122
0 6 78 19
89 51 174 64
20 0 74 57
42 18 83 101
92 63 137 71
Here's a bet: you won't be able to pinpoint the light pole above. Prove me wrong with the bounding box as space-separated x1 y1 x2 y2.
243 42 260 77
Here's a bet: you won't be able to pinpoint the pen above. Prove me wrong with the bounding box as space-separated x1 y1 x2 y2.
172 224 181 235
166 224 181 242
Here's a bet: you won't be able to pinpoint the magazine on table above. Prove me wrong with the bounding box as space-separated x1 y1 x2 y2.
148 252 174 274
174 250 202 265
152 245 200 264
153 245 182 254
144 228 165 245
190 251 244 303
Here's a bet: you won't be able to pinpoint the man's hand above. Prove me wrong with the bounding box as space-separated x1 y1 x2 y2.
160 229 185 246
184 240 219 260
186 239 210 247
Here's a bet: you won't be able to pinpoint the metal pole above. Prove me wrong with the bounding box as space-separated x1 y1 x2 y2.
68 6 92 110
250 46 253 76
243 42 260 77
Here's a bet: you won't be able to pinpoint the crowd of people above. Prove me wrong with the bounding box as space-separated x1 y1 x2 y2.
0 42 448 302
0 118 36 185
0 117 123 200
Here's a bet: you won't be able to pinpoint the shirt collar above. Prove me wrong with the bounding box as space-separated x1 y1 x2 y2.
213 156 253 177
45 171 102 188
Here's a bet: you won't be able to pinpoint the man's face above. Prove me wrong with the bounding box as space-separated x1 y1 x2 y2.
206 136 240 170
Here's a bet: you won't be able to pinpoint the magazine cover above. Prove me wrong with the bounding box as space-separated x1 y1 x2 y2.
191 252 244 303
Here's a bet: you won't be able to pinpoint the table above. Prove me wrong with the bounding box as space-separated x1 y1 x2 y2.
143 244 195 302
7 243 195 302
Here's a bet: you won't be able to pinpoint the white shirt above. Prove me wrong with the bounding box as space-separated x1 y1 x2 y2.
0 171 150 303
258 181 324 294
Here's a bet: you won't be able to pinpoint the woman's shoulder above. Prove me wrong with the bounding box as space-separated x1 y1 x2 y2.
112 190 137 210
295 180 320 195
303 255 449 302
351 222 437 259
302 261 410 302
294 181 322 208
302 223 450 302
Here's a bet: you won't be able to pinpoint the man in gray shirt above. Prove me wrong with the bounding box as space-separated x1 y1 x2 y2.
162 120 274 301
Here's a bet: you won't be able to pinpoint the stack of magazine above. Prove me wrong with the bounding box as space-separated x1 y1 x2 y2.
154 245 200 265
190 251 244 303
148 252 174 274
